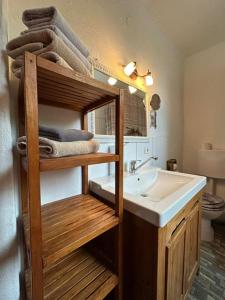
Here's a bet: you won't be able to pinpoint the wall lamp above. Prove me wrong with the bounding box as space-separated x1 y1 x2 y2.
123 61 154 86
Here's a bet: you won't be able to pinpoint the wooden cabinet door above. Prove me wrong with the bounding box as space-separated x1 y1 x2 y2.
166 219 186 300
184 202 201 294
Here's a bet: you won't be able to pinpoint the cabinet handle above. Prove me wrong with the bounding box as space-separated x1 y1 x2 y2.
191 200 199 211
168 218 186 246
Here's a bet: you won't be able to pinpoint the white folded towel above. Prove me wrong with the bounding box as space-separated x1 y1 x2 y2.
16 136 99 158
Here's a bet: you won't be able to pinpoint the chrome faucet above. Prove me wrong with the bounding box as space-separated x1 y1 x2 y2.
129 156 158 174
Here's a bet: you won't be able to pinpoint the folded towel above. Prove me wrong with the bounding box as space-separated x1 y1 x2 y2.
6 29 91 76
21 26 91 70
22 6 89 58
16 136 99 158
12 51 73 78
7 42 44 59
39 126 94 142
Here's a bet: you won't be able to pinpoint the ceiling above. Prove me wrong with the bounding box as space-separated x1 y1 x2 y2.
146 0 225 56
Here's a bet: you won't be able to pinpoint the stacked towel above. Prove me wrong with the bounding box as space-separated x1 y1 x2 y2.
39 126 94 142
17 136 99 158
17 127 98 158
22 6 89 58
6 6 91 78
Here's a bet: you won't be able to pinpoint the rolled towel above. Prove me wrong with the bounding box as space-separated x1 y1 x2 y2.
39 126 94 142
6 29 91 76
11 51 73 78
16 136 99 158
22 6 89 58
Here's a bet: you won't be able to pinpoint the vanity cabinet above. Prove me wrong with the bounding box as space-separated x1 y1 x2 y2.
123 190 202 300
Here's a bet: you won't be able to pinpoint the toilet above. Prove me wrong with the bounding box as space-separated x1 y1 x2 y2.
201 192 225 241
198 144 225 241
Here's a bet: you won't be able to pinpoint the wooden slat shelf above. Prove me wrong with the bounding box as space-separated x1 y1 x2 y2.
25 247 118 300
23 194 119 267
40 153 119 171
36 56 120 112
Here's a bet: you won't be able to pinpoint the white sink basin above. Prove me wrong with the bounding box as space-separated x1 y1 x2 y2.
90 168 206 227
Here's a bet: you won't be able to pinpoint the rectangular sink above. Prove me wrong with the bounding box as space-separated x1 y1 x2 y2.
90 168 206 227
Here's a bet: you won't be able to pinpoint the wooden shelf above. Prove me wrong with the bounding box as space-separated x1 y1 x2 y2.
25 247 118 300
40 153 119 171
23 194 119 267
36 56 120 112
22 153 119 172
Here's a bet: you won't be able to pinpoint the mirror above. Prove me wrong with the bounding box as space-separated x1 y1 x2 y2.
150 94 161 129
93 69 147 137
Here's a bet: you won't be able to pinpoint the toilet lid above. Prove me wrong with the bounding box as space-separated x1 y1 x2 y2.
202 193 224 204
202 205 225 210
201 193 225 210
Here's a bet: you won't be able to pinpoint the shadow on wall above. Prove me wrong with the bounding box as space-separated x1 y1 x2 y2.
0 234 18 269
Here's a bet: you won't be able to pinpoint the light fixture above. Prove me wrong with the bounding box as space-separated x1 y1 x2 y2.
123 61 137 77
128 85 137 94
145 71 153 86
107 77 117 86
123 61 154 86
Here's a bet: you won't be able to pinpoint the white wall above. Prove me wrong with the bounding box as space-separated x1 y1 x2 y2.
183 41 225 219
0 1 20 299
3 0 184 297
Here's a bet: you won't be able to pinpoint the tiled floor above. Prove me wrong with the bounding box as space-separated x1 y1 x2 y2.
188 225 225 300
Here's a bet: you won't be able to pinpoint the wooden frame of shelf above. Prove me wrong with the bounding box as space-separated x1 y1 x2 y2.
19 52 124 300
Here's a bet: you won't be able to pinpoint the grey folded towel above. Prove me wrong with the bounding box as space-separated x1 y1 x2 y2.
22 6 89 58
12 51 73 78
6 29 91 76
16 136 99 158
39 126 94 142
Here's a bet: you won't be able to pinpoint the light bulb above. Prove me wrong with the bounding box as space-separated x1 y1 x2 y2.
124 61 136 76
108 77 117 86
145 72 153 86
128 86 137 94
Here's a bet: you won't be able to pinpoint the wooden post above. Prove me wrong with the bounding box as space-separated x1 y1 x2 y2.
115 90 124 299
81 111 89 194
18 81 28 215
24 52 43 299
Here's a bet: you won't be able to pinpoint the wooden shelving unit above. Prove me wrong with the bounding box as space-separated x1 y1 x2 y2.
19 52 124 300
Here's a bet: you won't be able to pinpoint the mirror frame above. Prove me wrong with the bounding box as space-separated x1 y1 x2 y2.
89 58 150 142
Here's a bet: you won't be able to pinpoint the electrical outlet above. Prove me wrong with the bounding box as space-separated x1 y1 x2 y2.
144 147 150 154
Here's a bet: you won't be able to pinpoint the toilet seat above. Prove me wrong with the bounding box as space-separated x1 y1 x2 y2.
201 193 225 241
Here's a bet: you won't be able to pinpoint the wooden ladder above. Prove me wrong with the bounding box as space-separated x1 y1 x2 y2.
19 52 124 300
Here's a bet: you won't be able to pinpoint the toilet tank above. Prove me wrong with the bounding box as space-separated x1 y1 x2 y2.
198 148 225 179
